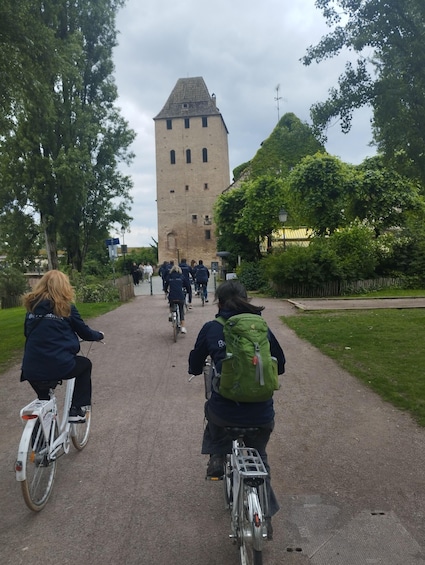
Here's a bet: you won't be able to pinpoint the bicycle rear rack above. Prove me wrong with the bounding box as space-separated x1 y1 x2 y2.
234 447 268 478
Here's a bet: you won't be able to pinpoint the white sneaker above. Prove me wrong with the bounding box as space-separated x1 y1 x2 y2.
181 327 187 334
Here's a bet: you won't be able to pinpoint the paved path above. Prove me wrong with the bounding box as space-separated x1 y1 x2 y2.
1 279 425 564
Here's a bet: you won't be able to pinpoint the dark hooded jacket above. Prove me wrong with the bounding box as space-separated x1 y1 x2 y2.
188 308 285 425
21 299 103 382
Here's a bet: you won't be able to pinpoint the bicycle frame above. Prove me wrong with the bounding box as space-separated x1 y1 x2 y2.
16 378 76 479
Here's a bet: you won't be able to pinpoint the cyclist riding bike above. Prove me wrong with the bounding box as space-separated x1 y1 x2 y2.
194 259 210 302
165 265 191 334
188 280 285 535
20 270 104 423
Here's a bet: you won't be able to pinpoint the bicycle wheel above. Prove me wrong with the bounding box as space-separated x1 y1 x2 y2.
223 455 233 509
172 310 178 342
71 405 92 450
239 486 264 565
19 418 57 512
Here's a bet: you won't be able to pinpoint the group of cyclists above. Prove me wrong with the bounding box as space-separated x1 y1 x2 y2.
19 266 286 540
160 258 211 334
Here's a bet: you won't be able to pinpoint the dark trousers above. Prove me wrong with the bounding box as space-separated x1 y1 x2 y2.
201 402 280 516
29 356 93 407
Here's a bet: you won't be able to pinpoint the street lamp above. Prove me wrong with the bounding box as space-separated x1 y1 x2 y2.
278 208 288 251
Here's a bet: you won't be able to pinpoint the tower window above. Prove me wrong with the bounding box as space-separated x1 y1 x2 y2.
204 183 208 189
205 229 211 240
202 116 208 127
170 150 176 164
192 214 197 224
202 148 208 162
186 149 191 164
185 185 189 191
185 118 190 128
166 119 172 130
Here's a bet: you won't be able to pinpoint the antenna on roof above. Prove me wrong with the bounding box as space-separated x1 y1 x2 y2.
274 84 282 123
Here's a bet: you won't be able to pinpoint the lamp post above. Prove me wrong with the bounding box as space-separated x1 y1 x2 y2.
278 208 288 251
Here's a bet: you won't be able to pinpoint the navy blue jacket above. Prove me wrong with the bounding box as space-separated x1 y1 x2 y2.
188 309 285 425
179 262 193 284
21 300 103 382
165 271 191 302
194 264 209 283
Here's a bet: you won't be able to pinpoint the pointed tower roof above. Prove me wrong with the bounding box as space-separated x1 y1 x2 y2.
154 77 224 123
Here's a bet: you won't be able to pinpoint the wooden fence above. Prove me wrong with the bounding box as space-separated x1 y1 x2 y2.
275 277 403 298
114 275 135 301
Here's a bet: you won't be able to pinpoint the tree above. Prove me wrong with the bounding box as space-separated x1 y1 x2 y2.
348 156 424 236
235 176 287 254
303 0 425 184
0 0 134 272
287 152 353 235
214 187 258 265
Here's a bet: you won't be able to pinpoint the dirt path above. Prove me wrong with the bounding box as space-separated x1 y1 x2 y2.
1 283 424 564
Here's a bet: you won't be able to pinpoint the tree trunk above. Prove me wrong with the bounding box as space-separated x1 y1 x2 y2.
44 226 59 271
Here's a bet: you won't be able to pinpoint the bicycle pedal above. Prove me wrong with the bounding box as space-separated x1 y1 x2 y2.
205 475 223 481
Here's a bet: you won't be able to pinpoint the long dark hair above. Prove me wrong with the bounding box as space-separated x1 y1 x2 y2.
215 280 264 314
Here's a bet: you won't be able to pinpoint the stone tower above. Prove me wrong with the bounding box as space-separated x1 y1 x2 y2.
154 77 230 268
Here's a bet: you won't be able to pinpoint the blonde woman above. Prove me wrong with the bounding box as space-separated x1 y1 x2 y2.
21 270 104 422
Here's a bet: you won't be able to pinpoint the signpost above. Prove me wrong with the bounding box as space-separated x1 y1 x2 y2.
105 238 120 281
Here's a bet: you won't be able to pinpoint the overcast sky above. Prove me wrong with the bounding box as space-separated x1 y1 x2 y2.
112 0 376 248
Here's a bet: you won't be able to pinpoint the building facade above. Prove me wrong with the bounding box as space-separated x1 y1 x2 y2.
154 77 230 268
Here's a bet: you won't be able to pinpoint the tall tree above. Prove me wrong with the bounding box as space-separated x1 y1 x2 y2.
303 0 425 184
0 0 134 271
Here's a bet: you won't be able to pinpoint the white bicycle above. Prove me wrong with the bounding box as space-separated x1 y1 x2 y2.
15 354 93 511
223 427 270 565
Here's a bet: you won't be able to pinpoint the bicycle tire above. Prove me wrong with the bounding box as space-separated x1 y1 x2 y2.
239 486 264 565
71 405 92 450
20 418 57 512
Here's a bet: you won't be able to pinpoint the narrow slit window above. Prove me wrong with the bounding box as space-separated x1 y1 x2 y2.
205 229 211 240
185 118 190 128
170 150 176 164
202 116 208 127
202 148 208 162
166 119 172 130
186 149 191 164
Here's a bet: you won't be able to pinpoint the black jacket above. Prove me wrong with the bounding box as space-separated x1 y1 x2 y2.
21 299 103 382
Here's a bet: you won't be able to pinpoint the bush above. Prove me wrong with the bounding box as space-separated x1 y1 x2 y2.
0 267 28 308
236 262 268 291
75 282 119 303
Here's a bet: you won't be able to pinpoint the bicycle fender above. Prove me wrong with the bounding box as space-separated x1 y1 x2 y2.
15 419 38 482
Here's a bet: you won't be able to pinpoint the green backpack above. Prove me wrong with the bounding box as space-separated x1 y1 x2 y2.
216 314 279 402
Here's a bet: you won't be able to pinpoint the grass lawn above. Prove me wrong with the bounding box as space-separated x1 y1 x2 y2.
282 308 425 426
0 302 120 373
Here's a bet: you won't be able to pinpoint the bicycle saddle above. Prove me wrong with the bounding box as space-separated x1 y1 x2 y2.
224 426 260 440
